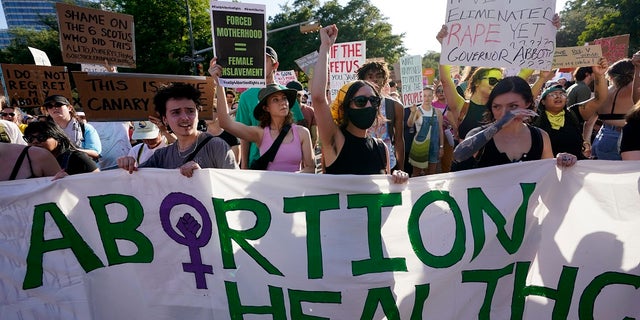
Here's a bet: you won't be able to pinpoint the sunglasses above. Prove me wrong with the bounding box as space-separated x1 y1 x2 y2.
0 112 15 117
547 92 567 99
482 77 502 86
44 103 65 109
23 135 49 144
351 95 381 108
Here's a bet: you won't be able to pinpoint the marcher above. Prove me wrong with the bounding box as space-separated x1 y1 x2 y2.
620 101 640 160
117 82 237 177
407 86 444 176
126 121 170 166
311 24 408 183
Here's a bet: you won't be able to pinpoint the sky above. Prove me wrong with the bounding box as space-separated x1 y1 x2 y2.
0 0 569 55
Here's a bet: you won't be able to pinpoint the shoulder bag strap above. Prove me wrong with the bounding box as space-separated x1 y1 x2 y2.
9 146 30 180
183 135 214 164
458 100 470 126
255 124 292 165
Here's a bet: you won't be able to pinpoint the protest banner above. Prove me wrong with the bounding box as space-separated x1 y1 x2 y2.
399 55 423 106
592 34 630 64
274 70 297 87
1 160 639 319
440 0 557 70
210 1 266 88
72 72 214 121
56 2 135 68
552 45 602 69
295 51 319 78
329 40 366 99
27 47 52 66
0 64 72 108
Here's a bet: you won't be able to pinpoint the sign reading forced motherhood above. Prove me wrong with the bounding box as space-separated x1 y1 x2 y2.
72 72 214 121
210 1 266 88
440 0 557 70
1 160 639 319
0 64 72 108
56 2 136 68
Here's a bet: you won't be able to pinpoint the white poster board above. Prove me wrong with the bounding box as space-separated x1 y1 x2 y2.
28 47 52 66
399 55 424 106
328 40 366 99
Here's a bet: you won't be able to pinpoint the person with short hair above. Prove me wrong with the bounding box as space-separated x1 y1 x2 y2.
1 101 27 133
117 82 237 177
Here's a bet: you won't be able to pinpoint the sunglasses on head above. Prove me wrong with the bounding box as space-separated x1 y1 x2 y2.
351 95 381 108
482 77 501 86
0 112 15 117
23 135 49 144
44 103 65 109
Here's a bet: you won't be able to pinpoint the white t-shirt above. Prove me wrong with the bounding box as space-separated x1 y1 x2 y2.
127 138 169 166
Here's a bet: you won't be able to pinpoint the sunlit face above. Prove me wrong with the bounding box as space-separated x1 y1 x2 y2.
265 92 290 116
44 102 72 121
435 87 445 101
542 90 567 113
162 98 199 137
1 107 18 123
266 54 278 78
364 70 387 90
423 88 434 103
491 92 529 121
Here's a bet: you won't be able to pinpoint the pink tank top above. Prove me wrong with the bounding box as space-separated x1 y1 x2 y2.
259 124 302 172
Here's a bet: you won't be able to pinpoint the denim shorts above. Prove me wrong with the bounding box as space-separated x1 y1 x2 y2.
592 124 622 160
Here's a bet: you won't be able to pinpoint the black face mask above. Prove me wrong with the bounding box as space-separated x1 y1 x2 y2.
346 107 377 129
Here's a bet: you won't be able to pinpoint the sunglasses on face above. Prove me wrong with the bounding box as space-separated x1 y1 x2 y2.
351 95 381 108
23 135 49 144
547 92 567 99
44 103 65 109
482 77 502 86
0 112 15 117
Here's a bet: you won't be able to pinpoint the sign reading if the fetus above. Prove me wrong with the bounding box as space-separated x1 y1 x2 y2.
440 0 557 70
329 40 366 99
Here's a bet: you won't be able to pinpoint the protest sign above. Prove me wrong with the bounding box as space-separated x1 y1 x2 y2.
210 1 266 88
28 47 52 66
295 51 319 78
329 40 366 99
72 72 214 121
1 160 639 319
552 45 602 69
0 64 72 108
274 70 297 86
440 0 557 70
592 34 630 64
56 2 135 68
81 63 111 72
399 55 424 106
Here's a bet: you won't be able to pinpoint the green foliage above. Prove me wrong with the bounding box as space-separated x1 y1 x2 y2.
0 28 64 66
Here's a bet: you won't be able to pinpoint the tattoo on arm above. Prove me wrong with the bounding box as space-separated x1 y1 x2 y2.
453 112 514 162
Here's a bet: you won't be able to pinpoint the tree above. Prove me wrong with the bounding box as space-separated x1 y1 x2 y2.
0 28 62 65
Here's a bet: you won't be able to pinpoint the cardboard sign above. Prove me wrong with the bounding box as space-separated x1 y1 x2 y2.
274 70 297 86
399 55 424 106
72 72 214 121
329 40 366 99
295 51 319 78
440 0 557 70
210 1 266 88
56 2 136 68
592 34 630 63
552 45 602 68
0 64 72 108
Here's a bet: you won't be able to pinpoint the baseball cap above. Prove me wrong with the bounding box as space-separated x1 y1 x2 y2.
43 95 71 106
131 121 160 140
266 46 278 62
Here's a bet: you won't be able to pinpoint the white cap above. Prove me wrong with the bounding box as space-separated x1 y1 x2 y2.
131 121 160 140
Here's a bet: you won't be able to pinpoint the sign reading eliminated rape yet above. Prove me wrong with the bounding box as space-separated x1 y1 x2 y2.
552 45 602 68
72 72 214 121
0 64 72 108
56 2 136 67
592 34 630 64
399 55 424 106
295 51 319 78
329 40 366 99
210 1 266 88
441 0 557 70
1 161 640 319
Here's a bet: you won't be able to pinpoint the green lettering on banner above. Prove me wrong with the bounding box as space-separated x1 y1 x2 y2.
579 272 640 319
360 286 401 320
289 289 342 319
468 183 535 260
409 191 465 268
283 194 340 279
23 203 104 289
89 194 153 265
462 263 515 318
409 284 431 320
348 193 407 276
225 281 286 320
511 262 577 319
213 197 283 276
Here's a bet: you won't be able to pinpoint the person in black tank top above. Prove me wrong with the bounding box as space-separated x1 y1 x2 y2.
452 77 578 170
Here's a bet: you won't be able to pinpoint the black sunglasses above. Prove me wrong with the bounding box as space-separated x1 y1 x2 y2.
351 95 381 108
0 112 15 117
23 135 49 144
44 103 65 109
482 77 501 86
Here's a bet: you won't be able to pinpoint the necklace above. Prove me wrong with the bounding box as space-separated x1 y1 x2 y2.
177 136 199 159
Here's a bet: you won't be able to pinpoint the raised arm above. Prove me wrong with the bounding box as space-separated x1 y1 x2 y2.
531 70 555 99
577 57 609 120
436 25 466 121
209 58 262 144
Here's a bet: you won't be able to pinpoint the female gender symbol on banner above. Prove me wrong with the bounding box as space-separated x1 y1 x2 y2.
159 192 213 289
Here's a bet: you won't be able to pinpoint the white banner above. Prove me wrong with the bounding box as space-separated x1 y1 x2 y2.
1 160 639 319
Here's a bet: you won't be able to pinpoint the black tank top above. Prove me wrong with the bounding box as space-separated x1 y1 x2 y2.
476 125 544 168
325 128 386 175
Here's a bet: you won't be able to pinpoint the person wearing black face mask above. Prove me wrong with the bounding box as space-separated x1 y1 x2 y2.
310 24 408 184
